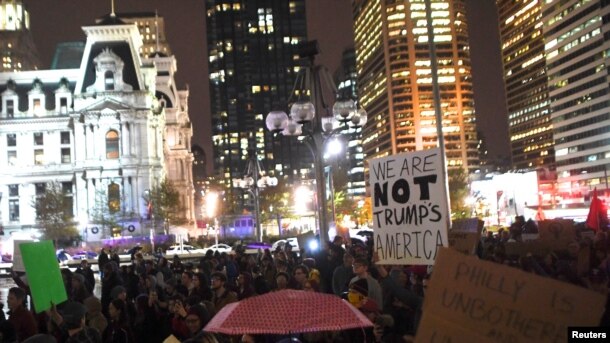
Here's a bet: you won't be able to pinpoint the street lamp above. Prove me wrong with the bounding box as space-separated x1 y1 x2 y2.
265 41 367 246
233 149 278 242
205 191 219 245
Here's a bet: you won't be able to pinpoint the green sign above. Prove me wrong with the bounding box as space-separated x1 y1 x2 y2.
20 241 67 312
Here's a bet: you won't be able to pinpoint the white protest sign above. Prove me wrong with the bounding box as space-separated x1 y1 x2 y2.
12 240 29 272
369 148 449 265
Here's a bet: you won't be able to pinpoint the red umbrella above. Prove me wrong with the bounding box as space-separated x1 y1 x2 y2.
203 289 373 335
586 189 608 230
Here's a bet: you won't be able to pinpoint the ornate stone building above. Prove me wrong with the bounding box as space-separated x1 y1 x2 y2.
0 13 195 241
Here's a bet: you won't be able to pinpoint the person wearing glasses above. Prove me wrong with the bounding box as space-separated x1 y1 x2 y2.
210 272 237 311
349 257 383 307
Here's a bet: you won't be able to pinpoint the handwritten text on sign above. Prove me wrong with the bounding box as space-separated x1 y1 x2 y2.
369 148 448 265
415 248 606 343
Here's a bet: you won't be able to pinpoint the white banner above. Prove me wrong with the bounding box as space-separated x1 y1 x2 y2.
369 148 449 265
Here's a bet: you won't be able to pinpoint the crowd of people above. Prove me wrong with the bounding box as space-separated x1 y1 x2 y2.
0 217 607 342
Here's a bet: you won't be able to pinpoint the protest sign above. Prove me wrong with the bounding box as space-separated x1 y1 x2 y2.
451 218 484 233
448 231 479 255
415 248 605 343
20 240 67 312
11 240 30 272
538 219 575 243
448 218 483 255
504 240 567 257
369 148 448 265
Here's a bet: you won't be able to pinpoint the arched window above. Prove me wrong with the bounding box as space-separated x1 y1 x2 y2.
106 130 119 159
104 71 115 90
107 182 120 213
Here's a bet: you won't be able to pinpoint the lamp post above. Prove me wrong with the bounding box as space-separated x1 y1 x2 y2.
233 149 278 242
265 41 367 247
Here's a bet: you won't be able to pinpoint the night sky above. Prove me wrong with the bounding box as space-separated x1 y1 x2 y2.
22 0 509 166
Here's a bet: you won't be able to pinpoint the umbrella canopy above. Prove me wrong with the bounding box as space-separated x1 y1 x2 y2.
204 289 373 335
586 189 608 231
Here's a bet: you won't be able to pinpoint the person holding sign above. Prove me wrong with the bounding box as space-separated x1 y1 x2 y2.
7 287 38 341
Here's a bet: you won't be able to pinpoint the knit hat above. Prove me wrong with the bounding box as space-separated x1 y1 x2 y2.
59 301 87 328
110 285 126 300
349 278 368 296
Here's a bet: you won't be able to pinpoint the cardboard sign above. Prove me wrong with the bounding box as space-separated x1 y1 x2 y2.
369 148 449 265
20 241 67 312
12 240 31 272
415 248 606 343
448 231 479 255
504 240 568 257
538 219 575 243
448 218 483 255
451 218 484 233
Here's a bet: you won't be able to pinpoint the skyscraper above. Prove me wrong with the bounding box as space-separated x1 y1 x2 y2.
336 48 366 198
497 0 553 170
205 1 309 206
115 12 172 58
542 0 610 200
353 0 478 173
0 0 40 71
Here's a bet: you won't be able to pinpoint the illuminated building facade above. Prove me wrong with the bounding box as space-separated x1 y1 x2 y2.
0 13 195 239
353 0 478 173
0 0 40 72
336 48 366 198
498 0 553 170
111 12 172 58
205 1 309 202
542 0 610 201
191 144 208 223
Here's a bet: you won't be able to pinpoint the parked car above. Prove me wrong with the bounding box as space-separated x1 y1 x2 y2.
165 244 205 255
272 238 300 253
72 251 98 260
203 243 233 255
56 250 73 265
240 242 272 255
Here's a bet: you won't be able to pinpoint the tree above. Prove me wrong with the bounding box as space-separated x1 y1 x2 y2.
32 182 79 245
148 179 187 226
90 188 122 238
333 190 355 224
448 167 470 219
259 182 295 225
